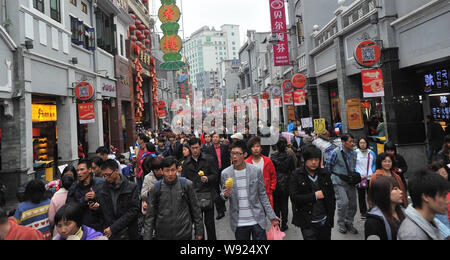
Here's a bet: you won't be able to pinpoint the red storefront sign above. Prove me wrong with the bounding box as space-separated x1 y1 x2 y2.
354 40 381 67
158 108 167 119
78 102 95 124
362 69 384 98
269 0 290 66
282 79 293 92
74 81 94 101
283 92 293 105
292 74 307 89
293 90 306 106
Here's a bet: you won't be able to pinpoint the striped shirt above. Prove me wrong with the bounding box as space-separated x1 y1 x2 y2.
12 200 52 240
235 169 257 227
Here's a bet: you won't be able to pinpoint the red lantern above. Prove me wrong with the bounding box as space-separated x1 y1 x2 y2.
138 35 146 41
129 14 136 20
138 24 146 30
144 30 150 35
141 45 147 50
144 39 150 45
146 49 151 54
136 41 142 46
129 25 136 31
135 30 142 36
131 36 137 42
135 20 141 26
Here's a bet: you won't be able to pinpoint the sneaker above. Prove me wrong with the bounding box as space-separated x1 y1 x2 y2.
345 224 359 235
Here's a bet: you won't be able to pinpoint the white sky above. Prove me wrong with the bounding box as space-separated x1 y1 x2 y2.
150 0 273 46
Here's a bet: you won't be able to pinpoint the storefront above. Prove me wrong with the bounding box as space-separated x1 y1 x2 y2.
32 96 58 181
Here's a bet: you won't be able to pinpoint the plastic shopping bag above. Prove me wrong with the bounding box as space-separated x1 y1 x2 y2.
267 225 286 240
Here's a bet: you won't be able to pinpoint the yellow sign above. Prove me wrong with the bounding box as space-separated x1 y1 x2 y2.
314 118 326 134
346 98 364 130
32 104 57 122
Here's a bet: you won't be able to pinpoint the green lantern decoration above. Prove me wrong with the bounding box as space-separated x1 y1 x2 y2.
158 0 185 70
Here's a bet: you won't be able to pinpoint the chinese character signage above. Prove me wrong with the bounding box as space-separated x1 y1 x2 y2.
269 0 290 66
283 92 293 105
423 67 449 94
293 90 306 106
361 69 384 98
78 103 95 124
32 104 57 122
430 94 450 120
159 0 185 70
346 98 364 130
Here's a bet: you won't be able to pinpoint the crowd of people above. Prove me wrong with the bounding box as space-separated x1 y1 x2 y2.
0 121 449 241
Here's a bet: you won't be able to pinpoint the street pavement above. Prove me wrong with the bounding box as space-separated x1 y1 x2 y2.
214 199 365 240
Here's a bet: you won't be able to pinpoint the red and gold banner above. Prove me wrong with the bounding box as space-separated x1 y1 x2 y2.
293 90 306 106
283 92 293 105
78 102 95 124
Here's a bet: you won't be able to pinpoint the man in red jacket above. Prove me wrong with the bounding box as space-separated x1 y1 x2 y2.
245 137 277 208
0 208 44 240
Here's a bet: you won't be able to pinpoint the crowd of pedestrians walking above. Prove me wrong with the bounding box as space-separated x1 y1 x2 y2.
1 121 449 240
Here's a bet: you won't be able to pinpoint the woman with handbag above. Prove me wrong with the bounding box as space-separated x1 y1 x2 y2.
355 137 376 219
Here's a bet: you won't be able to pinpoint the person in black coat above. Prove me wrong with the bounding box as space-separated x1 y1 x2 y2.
270 137 296 231
66 159 105 233
289 145 336 240
291 129 303 167
97 159 140 240
384 142 409 191
205 133 231 219
182 138 219 240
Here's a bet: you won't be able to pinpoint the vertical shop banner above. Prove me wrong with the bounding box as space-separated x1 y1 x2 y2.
269 0 290 66
273 96 282 108
78 103 95 124
283 92 293 105
293 90 306 106
346 98 364 130
362 69 384 98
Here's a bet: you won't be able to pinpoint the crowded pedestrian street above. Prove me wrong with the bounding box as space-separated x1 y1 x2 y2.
0 0 449 245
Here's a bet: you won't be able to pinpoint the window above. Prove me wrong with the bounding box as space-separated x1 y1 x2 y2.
70 16 95 51
95 8 115 54
50 0 61 22
120 34 124 56
81 2 88 14
70 0 77 6
33 0 44 13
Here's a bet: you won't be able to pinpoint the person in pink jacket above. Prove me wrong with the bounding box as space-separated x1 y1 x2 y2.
245 137 277 208
49 173 75 237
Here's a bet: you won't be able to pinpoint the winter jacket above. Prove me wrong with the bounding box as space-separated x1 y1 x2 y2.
181 153 220 201
365 206 404 240
141 171 161 201
53 225 108 240
289 167 336 229
397 205 443 240
245 155 277 208
66 176 105 233
270 151 296 192
144 177 204 240
205 144 231 172
97 174 140 240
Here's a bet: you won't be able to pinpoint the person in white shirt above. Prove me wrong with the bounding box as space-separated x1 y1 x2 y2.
355 137 376 219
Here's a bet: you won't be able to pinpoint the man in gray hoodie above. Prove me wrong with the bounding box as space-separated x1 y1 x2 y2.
397 170 448 240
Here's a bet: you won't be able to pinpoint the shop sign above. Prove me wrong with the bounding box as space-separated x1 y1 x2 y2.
362 69 384 98
78 102 95 124
282 80 293 92
314 118 327 134
430 94 450 120
75 81 95 101
293 90 306 106
262 92 270 100
158 108 167 119
273 96 282 108
292 74 306 89
32 104 57 122
102 82 116 97
423 67 449 94
288 105 296 121
269 0 290 66
283 92 293 105
346 98 364 130
272 86 282 97
158 100 166 109
354 40 381 67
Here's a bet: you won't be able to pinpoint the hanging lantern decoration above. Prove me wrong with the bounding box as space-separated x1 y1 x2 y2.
129 14 136 20
144 39 151 45
138 24 146 31
138 34 146 41
135 30 142 36
144 29 150 35
131 36 138 42
129 25 137 32
158 0 185 70
135 20 142 26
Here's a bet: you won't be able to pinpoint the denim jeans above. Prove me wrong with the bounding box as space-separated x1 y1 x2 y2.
235 224 267 240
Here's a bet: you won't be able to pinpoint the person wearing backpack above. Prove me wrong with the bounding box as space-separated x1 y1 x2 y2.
143 156 204 240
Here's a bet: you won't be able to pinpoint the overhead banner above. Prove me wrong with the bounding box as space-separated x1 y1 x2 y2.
362 69 384 98
293 90 306 106
78 103 95 124
269 0 290 66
